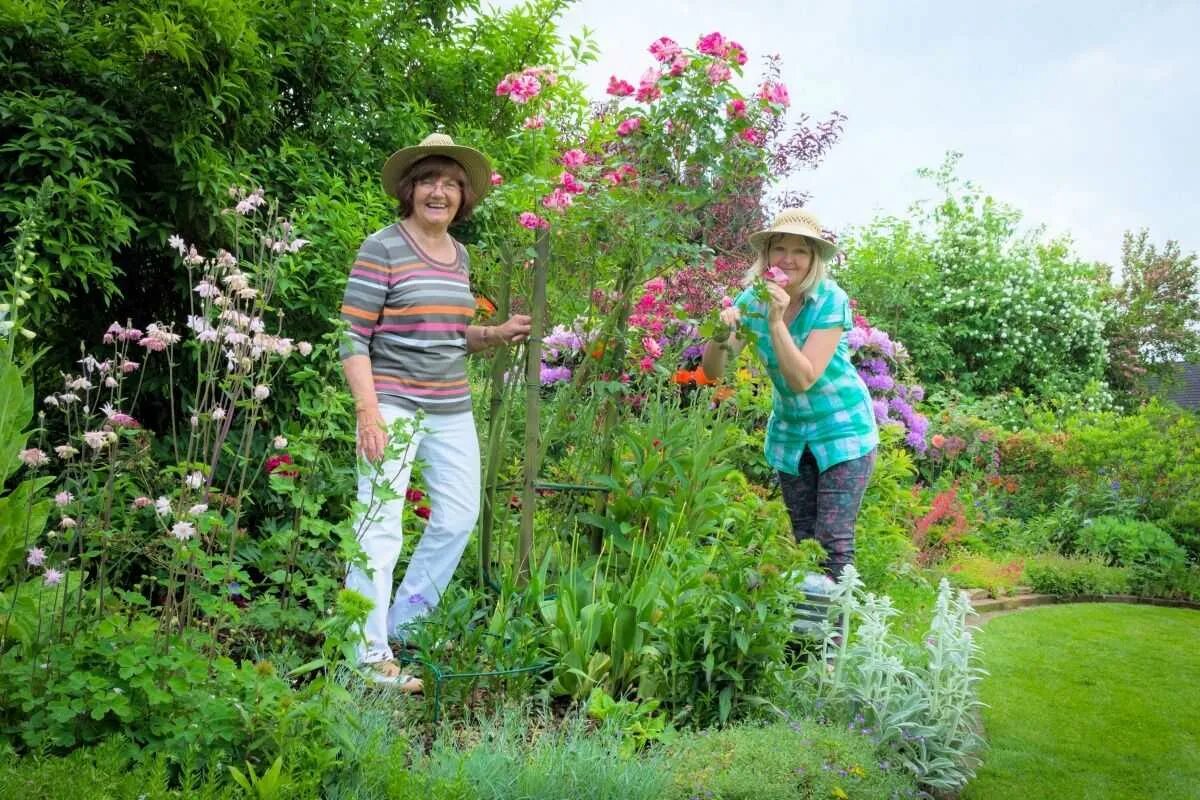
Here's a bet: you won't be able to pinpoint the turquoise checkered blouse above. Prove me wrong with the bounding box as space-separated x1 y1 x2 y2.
735 277 878 475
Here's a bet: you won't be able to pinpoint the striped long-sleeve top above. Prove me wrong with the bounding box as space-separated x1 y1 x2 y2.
339 223 476 415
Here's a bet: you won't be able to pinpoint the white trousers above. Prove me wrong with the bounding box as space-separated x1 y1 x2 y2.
346 405 480 664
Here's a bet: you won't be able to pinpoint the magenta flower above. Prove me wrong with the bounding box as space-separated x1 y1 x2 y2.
739 127 765 146
518 212 550 230
668 54 691 76
541 187 574 212
697 31 728 56
706 61 732 84
636 68 662 102
726 40 747 65
648 36 681 62
726 98 747 118
606 76 634 96
43 568 63 586
720 295 734 309
490 172 503 186
27 547 45 567
507 73 541 104
495 76 513 96
558 171 585 194
764 266 790 287
642 336 663 359
758 80 791 108
560 149 587 169
616 117 642 136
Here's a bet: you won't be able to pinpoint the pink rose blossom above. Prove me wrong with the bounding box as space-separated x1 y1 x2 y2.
707 61 732 84
668 55 690 76
541 187 574 212
726 98 747 118
560 149 587 169
507 73 541 104
648 36 681 62
616 117 642 136
764 266 791 287
558 171 585 194
758 80 791 108
518 212 550 230
697 32 728 56
726 40 747 65
606 76 634 96
495 76 513 96
636 68 662 102
739 127 766 146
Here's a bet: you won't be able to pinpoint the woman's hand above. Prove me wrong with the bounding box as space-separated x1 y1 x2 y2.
496 314 532 344
765 283 790 323
356 406 389 464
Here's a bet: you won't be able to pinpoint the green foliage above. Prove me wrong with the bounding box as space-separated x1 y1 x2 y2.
943 553 1025 597
1077 516 1186 572
854 427 919 588
839 153 1110 399
663 720 918 800
1023 554 1130 596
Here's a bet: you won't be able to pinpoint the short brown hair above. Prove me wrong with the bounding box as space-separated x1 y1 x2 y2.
393 156 478 223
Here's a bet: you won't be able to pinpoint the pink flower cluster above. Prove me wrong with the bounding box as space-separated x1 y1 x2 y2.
636 68 662 102
757 80 791 109
496 66 556 104
607 76 635 97
617 117 642 137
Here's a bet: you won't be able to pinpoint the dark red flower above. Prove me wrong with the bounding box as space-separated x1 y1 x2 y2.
414 505 432 520
405 487 426 503
265 453 299 478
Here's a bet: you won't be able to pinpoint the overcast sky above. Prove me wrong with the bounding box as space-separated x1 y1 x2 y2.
533 0 1198 268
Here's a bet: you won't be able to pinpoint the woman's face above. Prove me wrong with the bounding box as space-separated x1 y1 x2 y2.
768 234 815 284
409 170 463 228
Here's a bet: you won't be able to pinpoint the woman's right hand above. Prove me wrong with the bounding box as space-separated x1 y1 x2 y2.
356 407 388 464
718 306 742 328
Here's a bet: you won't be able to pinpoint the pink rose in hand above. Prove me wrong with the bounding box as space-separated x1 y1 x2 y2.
764 266 791 287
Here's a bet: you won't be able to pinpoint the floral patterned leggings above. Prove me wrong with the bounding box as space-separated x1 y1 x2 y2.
777 448 877 579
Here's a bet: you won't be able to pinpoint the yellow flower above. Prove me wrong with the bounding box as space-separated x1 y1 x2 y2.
831 787 849 799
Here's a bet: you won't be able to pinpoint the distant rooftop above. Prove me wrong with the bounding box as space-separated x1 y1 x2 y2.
1150 363 1200 410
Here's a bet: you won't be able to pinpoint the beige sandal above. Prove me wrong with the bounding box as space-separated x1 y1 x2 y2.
362 660 424 693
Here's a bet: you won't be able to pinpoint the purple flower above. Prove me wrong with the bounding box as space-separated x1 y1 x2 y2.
43 568 63 586
681 343 705 361
866 328 895 356
539 364 573 385
872 399 890 423
889 396 914 418
408 593 428 606
905 429 928 452
863 372 895 392
861 357 889 376
847 327 869 350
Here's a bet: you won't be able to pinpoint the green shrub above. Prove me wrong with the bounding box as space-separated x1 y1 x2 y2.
1024 555 1130 596
944 553 1025 597
1077 516 1187 574
663 720 918 800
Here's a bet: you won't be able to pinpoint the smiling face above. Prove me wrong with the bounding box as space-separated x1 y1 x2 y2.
767 234 815 288
396 156 476 230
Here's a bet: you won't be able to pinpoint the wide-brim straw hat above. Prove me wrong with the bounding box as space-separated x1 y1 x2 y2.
381 132 493 200
748 209 838 262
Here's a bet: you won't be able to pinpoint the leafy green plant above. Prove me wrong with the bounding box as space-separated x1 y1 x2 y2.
1024 554 1130 596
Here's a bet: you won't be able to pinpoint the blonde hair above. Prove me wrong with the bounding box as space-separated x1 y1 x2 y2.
742 233 827 297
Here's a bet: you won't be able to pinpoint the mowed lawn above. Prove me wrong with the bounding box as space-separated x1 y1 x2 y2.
964 603 1200 800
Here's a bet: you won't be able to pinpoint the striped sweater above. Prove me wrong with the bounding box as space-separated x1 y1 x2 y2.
339 223 475 414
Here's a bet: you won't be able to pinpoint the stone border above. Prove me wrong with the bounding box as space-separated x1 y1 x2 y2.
967 590 1200 623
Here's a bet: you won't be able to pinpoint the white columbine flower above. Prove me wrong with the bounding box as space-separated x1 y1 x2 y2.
253 385 270 401
171 521 196 541
185 471 204 490
155 496 172 516
273 435 288 449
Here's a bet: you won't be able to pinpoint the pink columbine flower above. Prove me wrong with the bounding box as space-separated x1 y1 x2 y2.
523 115 545 130
19 448 48 468
602 171 621 186
131 496 152 509
120 359 140 374
171 521 196 541
541 187 574 212
707 61 732 84
697 31 728 56
616 117 642 136
668 54 690 76
606 76 634 96
103 322 124 344
648 36 681 62
119 326 143 342
764 266 791 287
739 127 766 146
518 212 550 230
558 171 585 194
83 431 109 450
43 568 63 586
27 547 46 567
490 172 503 186
758 80 791 108
560 149 587 169
54 491 73 507
727 98 747 118
101 403 138 428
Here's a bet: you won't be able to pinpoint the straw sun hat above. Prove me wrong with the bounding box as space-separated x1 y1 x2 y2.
380 132 493 200
748 209 838 262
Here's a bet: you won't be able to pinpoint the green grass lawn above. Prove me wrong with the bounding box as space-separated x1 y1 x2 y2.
965 603 1200 800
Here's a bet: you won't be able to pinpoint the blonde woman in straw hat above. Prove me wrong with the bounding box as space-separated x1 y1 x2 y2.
701 209 878 584
339 133 532 689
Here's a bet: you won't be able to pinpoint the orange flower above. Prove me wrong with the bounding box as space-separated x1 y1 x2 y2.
931 434 946 449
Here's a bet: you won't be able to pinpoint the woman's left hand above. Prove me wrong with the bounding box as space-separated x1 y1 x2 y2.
497 314 532 344
765 283 790 323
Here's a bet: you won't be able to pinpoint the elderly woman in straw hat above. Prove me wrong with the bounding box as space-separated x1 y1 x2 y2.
702 209 878 584
339 133 532 688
